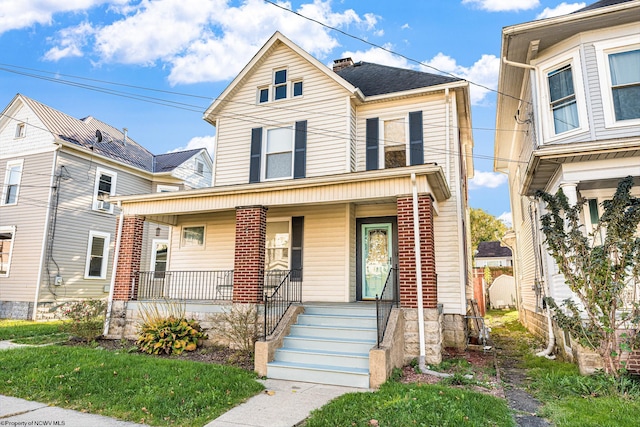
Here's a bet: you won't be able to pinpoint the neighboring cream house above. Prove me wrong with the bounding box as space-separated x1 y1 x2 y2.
0 94 212 319
107 32 474 388
494 0 640 371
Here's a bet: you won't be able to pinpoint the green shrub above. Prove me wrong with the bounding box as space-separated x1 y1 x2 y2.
136 300 207 355
61 299 107 342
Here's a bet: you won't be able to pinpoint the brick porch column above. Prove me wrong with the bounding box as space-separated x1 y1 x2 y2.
233 206 267 303
397 194 437 308
113 215 145 301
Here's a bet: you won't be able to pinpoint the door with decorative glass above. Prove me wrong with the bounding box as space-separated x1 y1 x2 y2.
360 223 393 300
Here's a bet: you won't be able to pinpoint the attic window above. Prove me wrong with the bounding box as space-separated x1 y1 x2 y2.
14 123 25 138
257 68 302 104
274 69 287 100
195 159 204 175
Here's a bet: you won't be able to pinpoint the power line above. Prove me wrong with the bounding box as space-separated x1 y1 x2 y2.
263 0 528 105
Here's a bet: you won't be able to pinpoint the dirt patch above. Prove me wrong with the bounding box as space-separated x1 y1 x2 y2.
65 338 254 371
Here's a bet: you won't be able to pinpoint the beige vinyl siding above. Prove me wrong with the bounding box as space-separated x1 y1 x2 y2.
0 151 54 302
0 101 55 159
349 101 357 172
140 223 171 272
169 211 236 271
38 150 153 301
213 42 352 186
170 153 212 189
355 95 448 172
355 203 396 218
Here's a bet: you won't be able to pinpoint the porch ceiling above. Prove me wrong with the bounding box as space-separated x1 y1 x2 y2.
522 138 640 196
113 165 450 217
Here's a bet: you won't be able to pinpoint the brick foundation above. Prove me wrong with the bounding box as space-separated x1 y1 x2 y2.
113 216 145 301
397 195 436 308
233 206 267 303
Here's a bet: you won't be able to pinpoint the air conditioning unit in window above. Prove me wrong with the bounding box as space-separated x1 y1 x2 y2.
97 200 111 211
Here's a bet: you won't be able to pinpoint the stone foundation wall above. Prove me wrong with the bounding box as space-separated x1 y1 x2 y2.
520 308 548 340
402 307 443 365
0 301 34 320
442 314 466 349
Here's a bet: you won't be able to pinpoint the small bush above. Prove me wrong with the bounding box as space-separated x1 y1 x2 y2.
209 304 258 355
136 300 207 355
61 299 107 342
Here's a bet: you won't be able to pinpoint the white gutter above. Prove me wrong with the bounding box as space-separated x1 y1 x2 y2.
33 145 60 320
103 204 125 336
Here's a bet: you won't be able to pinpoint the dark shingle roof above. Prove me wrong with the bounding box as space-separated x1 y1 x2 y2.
154 149 202 173
476 241 512 258
574 0 634 12
335 62 462 97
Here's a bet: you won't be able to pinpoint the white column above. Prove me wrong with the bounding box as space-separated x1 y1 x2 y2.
559 182 579 206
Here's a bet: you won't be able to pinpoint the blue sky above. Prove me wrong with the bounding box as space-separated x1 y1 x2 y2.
0 0 590 223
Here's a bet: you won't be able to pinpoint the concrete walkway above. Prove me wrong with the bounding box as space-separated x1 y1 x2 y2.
205 379 368 427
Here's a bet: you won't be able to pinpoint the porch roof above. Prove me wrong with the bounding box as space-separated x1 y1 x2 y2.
112 164 450 222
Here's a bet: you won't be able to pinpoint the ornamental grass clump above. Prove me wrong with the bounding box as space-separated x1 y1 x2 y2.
136 300 207 355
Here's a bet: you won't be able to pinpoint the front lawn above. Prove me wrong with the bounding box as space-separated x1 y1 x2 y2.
0 319 68 343
0 345 263 426
304 380 514 427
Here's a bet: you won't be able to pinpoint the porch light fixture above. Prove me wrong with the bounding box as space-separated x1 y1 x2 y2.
155 226 161 237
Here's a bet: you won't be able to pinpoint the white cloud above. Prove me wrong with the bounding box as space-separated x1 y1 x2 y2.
44 22 95 61
421 53 500 105
43 0 380 85
536 2 585 19
0 0 126 35
338 45 411 69
468 170 507 190
462 0 539 12
169 135 216 156
498 211 512 228
401 23 410 30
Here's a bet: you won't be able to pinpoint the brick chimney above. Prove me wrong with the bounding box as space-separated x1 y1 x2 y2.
333 57 354 73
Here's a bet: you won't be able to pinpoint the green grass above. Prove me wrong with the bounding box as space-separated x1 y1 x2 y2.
485 310 640 427
0 320 67 341
0 345 263 426
304 381 514 427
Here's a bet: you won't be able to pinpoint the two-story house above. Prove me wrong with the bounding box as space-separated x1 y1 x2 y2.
106 32 474 388
0 94 212 320
494 0 640 372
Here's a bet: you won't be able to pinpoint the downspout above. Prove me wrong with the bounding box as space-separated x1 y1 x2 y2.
502 57 536 70
103 204 125 336
33 145 60 320
529 198 555 359
412 173 452 378
444 88 450 183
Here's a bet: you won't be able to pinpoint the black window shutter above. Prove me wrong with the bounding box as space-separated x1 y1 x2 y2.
249 127 262 183
409 111 424 165
291 216 304 280
294 120 307 179
366 117 379 170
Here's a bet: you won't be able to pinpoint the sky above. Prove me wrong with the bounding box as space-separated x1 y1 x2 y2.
0 0 591 224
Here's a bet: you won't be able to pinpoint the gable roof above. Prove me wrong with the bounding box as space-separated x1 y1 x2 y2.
154 149 204 173
575 0 634 12
476 241 513 258
14 94 206 174
335 62 462 97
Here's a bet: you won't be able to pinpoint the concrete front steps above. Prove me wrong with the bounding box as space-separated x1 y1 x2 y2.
266 304 377 388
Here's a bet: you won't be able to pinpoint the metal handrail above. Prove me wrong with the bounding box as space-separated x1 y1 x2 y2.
136 270 234 301
263 269 302 339
375 266 399 347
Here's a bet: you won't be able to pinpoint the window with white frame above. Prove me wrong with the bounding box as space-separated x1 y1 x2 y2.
0 226 15 276
2 159 23 206
93 167 116 213
595 37 640 127
264 126 294 180
156 184 179 193
14 123 25 138
256 68 303 104
382 118 407 169
265 220 290 271
85 231 110 279
537 50 587 141
195 159 204 175
181 226 205 248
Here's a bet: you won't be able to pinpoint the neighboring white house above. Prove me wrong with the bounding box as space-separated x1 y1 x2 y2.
474 241 513 267
494 0 640 371
106 31 475 388
0 94 213 319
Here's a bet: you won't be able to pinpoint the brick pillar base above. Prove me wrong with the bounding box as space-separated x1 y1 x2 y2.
113 216 145 301
397 195 437 308
233 206 267 303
